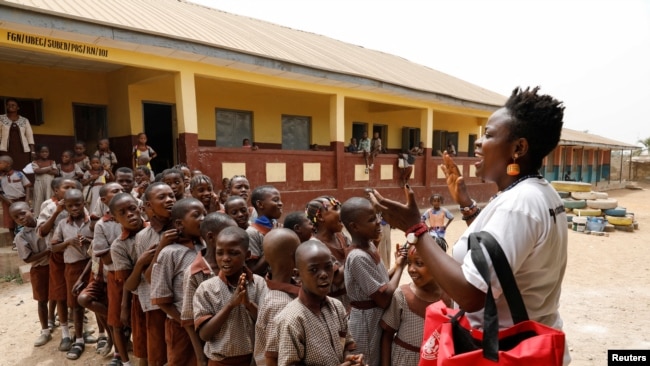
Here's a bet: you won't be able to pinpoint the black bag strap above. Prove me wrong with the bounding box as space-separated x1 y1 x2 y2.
468 231 530 361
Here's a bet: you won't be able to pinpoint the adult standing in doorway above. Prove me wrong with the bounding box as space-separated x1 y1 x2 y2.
0 98 36 172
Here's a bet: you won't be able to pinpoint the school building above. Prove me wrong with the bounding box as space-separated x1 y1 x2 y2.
0 0 639 212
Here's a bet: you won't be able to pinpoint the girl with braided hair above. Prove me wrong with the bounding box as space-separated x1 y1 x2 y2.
305 195 350 310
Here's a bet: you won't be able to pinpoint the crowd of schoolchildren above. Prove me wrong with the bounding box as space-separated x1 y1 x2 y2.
3 133 458 366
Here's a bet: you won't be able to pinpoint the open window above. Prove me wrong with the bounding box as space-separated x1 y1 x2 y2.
1 96 44 125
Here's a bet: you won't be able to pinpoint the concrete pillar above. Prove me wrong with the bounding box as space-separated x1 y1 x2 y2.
174 70 199 168
422 107 434 187
330 94 345 190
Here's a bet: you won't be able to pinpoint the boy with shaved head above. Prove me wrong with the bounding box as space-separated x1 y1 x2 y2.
51 188 93 360
254 228 301 366
341 197 406 366
275 240 364 366
10 201 53 347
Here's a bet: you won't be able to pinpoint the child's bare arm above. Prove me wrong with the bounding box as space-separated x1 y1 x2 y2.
184 325 208 366
38 201 65 237
105 169 115 182
380 331 393 366
124 247 155 292
51 238 73 253
0 193 11 205
120 287 132 328
370 245 407 309
23 248 51 264
72 260 92 296
143 229 178 282
158 303 181 323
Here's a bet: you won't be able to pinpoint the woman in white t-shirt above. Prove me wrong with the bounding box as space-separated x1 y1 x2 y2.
368 87 570 364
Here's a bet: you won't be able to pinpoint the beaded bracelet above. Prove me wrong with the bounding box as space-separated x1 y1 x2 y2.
461 207 481 221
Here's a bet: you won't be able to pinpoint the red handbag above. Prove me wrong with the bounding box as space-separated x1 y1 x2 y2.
436 232 566 365
419 300 469 365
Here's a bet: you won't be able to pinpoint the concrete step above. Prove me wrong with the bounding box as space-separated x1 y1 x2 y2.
0 229 12 248
19 263 31 283
0 246 23 276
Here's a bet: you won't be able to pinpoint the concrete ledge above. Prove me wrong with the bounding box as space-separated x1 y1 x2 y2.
0 247 22 276
19 263 31 283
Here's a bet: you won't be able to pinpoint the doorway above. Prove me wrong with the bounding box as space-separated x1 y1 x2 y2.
143 102 174 173
73 104 107 154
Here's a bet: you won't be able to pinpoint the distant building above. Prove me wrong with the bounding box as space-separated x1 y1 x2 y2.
0 0 638 211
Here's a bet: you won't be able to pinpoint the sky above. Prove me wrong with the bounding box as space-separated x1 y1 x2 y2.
191 0 650 147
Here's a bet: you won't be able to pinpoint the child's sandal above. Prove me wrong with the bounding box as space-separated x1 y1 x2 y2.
95 336 108 352
65 342 85 360
108 357 123 366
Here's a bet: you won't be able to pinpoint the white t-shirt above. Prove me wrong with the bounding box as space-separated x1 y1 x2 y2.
452 178 567 332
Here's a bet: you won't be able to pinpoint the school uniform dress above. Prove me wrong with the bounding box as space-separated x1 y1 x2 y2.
37 198 69 302
73 156 90 172
93 150 118 170
275 293 356 366
150 238 204 366
15 226 50 301
380 284 441 366
51 215 92 308
0 169 30 230
193 271 267 365
134 219 170 366
133 145 156 169
316 233 350 310
83 170 109 214
254 279 300 366
32 160 56 217
57 163 83 180
111 224 148 358
180 250 215 328
345 244 389 366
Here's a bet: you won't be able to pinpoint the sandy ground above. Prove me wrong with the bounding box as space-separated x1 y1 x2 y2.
0 182 648 365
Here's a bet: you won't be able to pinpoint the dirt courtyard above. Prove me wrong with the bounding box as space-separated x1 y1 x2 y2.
0 182 648 365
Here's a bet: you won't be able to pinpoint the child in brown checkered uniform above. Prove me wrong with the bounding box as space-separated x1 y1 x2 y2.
253 228 301 366
193 226 267 366
151 198 206 365
0 155 32 241
380 243 452 366
275 240 364 366
78 182 124 360
341 197 407 366
10 201 53 347
181 212 237 364
128 182 176 366
50 188 93 360
246 185 283 275
36 177 81 352
108 192 146 366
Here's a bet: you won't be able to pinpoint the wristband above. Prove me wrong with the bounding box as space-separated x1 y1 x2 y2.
459 199 477 213
461 207 481 221
404 222 428 238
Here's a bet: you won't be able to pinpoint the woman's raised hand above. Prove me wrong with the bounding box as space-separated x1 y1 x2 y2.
366 186 421 232
440 151 469 205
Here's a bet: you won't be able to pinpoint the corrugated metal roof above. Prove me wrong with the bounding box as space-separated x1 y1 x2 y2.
0 0 506 107
560 128 639 150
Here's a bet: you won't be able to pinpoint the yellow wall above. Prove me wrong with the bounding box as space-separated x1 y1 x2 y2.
433 111 484 152
0 61 108 136
195 77 331 144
